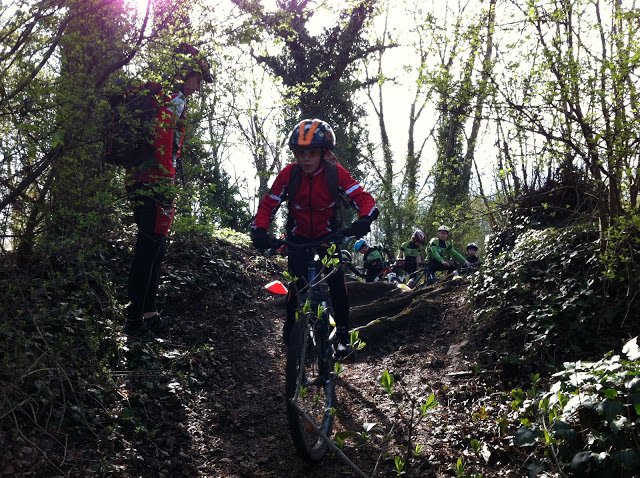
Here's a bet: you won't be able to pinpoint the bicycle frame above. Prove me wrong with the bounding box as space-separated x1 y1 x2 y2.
406 264 438 289
290 253 335 396
273 236 345 461
263 236 371 475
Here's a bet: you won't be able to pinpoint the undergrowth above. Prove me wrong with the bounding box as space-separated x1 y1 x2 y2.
469 224 621 364
512 338 640 477
0 238 125 475
0 229 264 476
469 217 640 477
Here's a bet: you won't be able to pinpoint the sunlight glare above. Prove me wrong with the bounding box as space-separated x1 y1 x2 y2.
124 0 151 17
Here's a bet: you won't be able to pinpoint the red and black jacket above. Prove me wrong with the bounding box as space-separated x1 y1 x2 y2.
131 89 187 184
253 161 378 239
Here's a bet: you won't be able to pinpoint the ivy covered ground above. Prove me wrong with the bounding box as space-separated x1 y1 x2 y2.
1 227 638 477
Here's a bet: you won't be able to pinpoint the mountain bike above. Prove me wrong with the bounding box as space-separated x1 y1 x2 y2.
409 261 473 289
266 234 350 462
406 264 438 289
457 262 480 275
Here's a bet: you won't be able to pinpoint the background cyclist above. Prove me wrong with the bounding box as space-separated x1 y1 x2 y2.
425 225 470 276
465 242 481 266
353 239 385 283
396 229 426 277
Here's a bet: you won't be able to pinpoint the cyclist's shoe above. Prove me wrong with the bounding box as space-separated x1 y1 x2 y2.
123 319 152 339
334 340 352 359
334 329 353 360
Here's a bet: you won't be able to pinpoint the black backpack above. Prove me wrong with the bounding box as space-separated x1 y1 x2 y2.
285 160 353 232
103 82 163 168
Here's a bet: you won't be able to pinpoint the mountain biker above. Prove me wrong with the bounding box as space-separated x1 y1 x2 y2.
123 43 213 337
465 242 482 266
353 239 385 283
396 229 426 275
425 225 470 276
251 118 379 356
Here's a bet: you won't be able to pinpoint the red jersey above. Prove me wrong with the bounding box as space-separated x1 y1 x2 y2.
253 161 378 239
132 91 187 184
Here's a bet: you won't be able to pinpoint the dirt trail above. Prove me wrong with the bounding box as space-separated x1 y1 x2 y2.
119 269 529 478
1 237 530 477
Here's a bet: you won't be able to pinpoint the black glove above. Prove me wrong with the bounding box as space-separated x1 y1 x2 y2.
251 228 271 250
344 218 372 239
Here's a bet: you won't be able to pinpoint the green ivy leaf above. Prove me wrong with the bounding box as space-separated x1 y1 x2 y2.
380 370 395 395
599 399 623 423
334 430 355 442
626 377 640 391
514 426 539 447
610 416 628 434
571 451 595 472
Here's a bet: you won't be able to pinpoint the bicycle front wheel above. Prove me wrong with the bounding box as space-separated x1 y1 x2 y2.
285 313 336 462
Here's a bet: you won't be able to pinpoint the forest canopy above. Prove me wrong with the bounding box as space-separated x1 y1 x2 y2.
0 0 638 256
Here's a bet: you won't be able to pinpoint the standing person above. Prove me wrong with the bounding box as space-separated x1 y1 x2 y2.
123 43 213 337
396 229 426 275
251 119 379 356
425 225 470 276
353 239 385 282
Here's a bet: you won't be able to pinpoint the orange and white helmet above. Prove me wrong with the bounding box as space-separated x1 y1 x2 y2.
288 119 336 150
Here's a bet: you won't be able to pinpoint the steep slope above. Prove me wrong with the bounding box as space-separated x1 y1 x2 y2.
1 232 533 477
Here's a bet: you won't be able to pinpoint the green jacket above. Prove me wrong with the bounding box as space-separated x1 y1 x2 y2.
364 247 384 266
427 237 466 264
400 241 422 258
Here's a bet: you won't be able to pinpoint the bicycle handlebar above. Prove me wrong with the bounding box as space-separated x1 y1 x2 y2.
269 233 354 251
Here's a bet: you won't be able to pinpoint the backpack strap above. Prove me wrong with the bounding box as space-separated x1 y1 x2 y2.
286 164 302 207
323 159 339 203
285 164 302 233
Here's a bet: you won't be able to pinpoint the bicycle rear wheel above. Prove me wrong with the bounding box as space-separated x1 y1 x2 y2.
285 313 336 461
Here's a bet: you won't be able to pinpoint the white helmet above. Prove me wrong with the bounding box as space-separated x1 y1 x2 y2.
438 225 449 232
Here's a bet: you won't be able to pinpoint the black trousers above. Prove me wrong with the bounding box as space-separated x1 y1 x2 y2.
364 263 384 283
285 243 349 333
126 191 167 323
404 257 418 274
